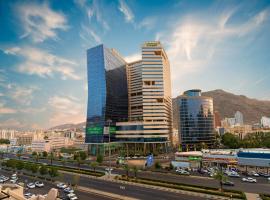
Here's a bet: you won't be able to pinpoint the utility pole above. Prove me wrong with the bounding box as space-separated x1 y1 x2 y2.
107 119 112 178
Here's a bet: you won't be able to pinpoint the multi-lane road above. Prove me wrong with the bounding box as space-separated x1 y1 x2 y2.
3 153 270 197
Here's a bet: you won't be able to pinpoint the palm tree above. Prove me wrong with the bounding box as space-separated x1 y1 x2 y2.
214 169 227 192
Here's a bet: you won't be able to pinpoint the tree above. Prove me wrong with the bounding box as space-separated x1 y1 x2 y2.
154 161 161 169
39 165 48 175
16 160 24 170
0 139 10 144
42 151 48 158
61 159 66 166
96 154 103 164
132 166 138 179
48 167 58 178
123 164 129 177
31 164 39 174
221 133 240 149
49 152 54 165
16 153 22 160
79 151 87 160
90 162 98 172
214 170 227 192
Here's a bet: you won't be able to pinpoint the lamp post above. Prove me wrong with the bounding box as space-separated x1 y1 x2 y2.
107 119 112 178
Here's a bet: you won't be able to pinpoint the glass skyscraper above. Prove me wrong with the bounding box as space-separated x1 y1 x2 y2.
86 44 128 144
177 89 215 150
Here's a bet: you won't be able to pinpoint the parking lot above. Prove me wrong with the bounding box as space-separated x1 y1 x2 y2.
0 170 112 200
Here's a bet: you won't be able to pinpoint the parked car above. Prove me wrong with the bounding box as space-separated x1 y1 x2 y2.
259 172 270 177
250 171 259 177
35 181 44 187
222 181 235 186
64 187 74 193
57 183 67 189
27 183 36 189
268 177 270 181
176 169 190 175
228 171 240 177
242 177 257 183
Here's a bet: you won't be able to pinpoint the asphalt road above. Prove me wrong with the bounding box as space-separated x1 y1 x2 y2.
0 170 112 200
4 154 270 195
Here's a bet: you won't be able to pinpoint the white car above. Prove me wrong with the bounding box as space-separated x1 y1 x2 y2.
35 181 44 187
250 171 259 177
64 187 74 193
24 192 33 198
10 179 17 183
69 196 78 200
57 183 67 189
27 183 36 189
268 177 270 181
228 172 240 177
242 177 257 183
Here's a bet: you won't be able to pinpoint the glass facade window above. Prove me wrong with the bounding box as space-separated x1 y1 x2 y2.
86 45 128 144
178 90 215 150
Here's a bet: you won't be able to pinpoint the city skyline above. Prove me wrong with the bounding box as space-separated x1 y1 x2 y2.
0 0 270 130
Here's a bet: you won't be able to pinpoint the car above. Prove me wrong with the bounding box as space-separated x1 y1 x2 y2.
250 171 259 177
222 181 234 186
259 172 270 177
24 192 33 198
228 172 240 177
268 177 270 181
27 183 36 189
69 196 78 200
57 183 67 189
242 177 257 183
10 179 17 183
64 187 74 193
176 169 190 175
35 181 44 187
67 193 77 198
105 167 113 172
0 179 4 183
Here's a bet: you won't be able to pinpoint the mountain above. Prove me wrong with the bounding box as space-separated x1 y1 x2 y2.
173 89 270 129
48 122 85 131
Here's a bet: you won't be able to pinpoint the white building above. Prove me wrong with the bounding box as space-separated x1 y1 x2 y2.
261 116 270 128
31 140 51 152
234 111 244 125
31 137 74 152
0 129 16 140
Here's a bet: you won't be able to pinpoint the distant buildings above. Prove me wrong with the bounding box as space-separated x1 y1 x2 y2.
86 41 173 155
261 116 270 128
177 89 215 150
235 111 244 125
0 129 16 140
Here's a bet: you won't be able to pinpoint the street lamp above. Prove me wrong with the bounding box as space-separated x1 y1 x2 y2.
107 119 112 178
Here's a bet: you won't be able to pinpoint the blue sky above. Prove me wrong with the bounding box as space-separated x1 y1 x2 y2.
0 0 270 130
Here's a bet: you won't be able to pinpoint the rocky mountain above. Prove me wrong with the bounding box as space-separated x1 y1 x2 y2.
48 122 85 131
173 89 270 129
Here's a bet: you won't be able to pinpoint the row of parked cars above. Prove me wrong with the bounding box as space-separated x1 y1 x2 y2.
57 183 78 200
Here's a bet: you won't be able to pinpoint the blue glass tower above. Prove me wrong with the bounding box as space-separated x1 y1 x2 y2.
178 89 215 150
86 44 128 144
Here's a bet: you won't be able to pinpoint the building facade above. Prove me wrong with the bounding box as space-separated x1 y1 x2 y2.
261 116 270 128
177 89 215 150
85 44 128 145
234 111 244 126
114 41 173 153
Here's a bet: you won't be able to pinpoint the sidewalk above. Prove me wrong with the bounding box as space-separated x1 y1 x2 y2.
245 193 261 200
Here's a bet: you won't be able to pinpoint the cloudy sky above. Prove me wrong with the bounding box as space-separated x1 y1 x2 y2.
0 0 270 130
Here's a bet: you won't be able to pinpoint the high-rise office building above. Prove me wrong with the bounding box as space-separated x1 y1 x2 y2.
115 41 173 152
86 42 172 155
177 89 215 150
85 45 128 147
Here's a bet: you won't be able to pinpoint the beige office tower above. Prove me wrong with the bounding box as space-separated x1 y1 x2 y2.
116 41 173 153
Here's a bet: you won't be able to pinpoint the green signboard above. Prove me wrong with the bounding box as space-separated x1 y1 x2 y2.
188 156 202 161
109 126 116 134
86 126 103 135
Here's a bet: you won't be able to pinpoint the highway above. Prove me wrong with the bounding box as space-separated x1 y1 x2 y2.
3 154 270 195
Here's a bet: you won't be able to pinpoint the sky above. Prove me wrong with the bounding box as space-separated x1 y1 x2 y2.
0 0 270 130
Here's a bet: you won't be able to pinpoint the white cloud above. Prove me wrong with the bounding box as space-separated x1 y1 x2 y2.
0 118 24 129
75 0 109 31
48 95 85 126
118 0 134 23
157 7 270 96
3 46 80 80
18 2 68 43
0 101 17 114
8 84 39 106
80 24 101 44
124 53 141 63
137 17 157 30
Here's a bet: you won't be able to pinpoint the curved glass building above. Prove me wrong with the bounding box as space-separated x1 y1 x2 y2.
178 89 215 150
86 44 128 144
